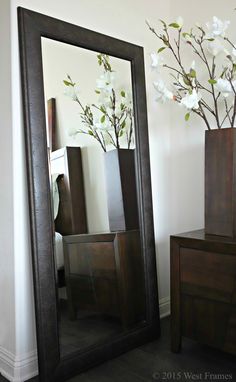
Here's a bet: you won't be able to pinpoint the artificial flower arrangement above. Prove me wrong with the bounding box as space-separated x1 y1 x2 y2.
147 16 236 130
63 54 134 152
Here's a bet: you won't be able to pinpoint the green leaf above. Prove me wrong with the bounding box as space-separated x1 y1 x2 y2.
100 106 106 113
158 47 166 53
208 79 217 85
88 130 94 136
95 90 101 94
63 80 73 86
169 22 180 28
121 121 126 129
182 32 190 38
119 130 124 137
207 38 215 41
183 77 191 86
185 112 190 122
121 90 126 97
233 64 236 72
101 115 106 123
120 103 125 110
189 69 196 78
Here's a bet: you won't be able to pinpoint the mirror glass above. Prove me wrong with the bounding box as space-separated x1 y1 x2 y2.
41 37 146 358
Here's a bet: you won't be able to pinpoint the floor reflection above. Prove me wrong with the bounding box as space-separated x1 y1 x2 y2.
59 299 123 357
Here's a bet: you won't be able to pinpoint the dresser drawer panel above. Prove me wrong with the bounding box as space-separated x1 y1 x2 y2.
181 295 232 349
66 245 90 275
180 248 236 303
67 242 115 275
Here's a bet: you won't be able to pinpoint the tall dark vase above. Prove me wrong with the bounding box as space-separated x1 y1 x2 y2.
205 127 236 238
104 149 139 232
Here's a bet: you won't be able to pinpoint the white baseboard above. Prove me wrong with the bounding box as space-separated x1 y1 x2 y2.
159 296 170 318
0 347 38 382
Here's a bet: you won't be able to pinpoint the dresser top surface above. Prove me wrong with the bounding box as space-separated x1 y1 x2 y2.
171 229 236 246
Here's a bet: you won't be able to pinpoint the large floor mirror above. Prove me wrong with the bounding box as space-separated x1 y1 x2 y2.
18 7 160 382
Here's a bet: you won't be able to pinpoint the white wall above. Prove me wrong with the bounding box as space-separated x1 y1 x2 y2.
0 0 16 375
1 0 236 380
41 39 133 233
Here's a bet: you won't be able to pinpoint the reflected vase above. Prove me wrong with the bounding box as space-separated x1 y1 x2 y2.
104 148 139 232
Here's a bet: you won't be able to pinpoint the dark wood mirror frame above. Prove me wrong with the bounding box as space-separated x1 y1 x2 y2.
18 7 160 382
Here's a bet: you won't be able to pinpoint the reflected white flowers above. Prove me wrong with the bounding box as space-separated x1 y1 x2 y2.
153 80 174 103
97 91 112 107
206 16 230 38
63 53 134 152
122 90 133 107
96 71 115 92
64 84 80 101
180 89 202 110
150 52 163 71
94 117 111 131
215 78 236 97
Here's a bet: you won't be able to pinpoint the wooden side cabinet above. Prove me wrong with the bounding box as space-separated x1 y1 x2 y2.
171 229 236 355
63 230 146 328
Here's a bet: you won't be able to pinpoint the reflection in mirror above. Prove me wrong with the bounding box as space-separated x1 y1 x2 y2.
41 38 146 358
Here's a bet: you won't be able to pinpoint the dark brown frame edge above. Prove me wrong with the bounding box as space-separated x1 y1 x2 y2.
18 7 160 382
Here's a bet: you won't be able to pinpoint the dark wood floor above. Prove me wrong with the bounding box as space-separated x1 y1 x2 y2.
1 317 236 382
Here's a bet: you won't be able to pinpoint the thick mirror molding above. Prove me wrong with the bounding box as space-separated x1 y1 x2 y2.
18 7 160 382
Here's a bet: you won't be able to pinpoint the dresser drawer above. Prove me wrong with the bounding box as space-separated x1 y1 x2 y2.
180 248 236 303
171 230 236 356
67 242 116 276
181 295 231 348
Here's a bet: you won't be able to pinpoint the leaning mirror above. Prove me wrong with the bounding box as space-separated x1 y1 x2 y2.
18 7 160 382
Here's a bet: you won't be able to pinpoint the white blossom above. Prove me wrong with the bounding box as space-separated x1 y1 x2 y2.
150 52 163 71
153 80 174 103
180 89 201 110
215 78 236 97
64 84 79 101
232 47 236 60
190 61 196 70
95 120 108 130
207 38 225 56
97 90 112 107
96 71 115 91
176 16 184 28
122 90 133 107
206 16 230 38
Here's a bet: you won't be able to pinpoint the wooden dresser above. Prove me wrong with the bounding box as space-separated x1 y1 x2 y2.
63 230 145 328
171 229 236 355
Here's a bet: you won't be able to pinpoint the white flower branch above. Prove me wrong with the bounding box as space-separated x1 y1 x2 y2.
148 16 236 129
